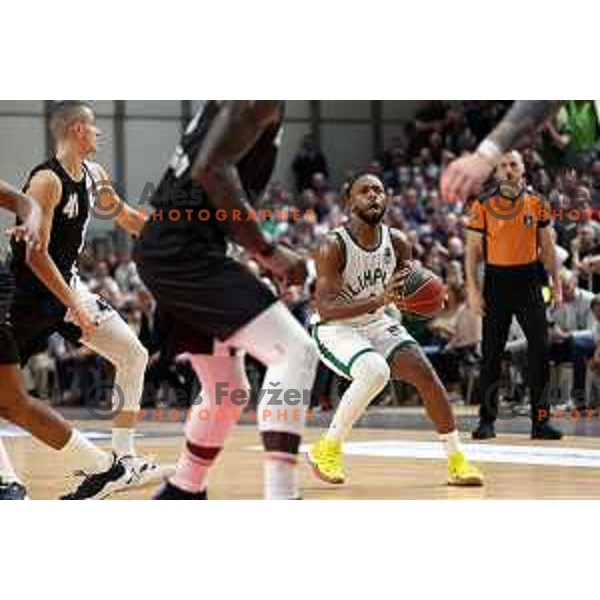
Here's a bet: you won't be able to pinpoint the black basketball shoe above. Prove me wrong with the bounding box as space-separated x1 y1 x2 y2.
61 454 133 500
153 480 207 500
0 479 28 500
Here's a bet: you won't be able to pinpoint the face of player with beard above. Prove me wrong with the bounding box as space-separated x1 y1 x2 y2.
349 174 387 226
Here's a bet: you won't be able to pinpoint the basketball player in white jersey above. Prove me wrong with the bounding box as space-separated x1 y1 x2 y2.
9 101 169 498
308 173 483 486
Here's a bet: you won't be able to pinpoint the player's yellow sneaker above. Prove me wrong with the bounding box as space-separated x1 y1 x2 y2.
447 451 484 486
307 436 345 484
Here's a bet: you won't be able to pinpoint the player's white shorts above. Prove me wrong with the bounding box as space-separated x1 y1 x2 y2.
65 276 118 327
314 313 417 380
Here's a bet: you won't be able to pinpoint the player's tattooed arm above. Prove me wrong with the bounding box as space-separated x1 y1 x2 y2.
315 235 390 321
441 101 563 201
90 163 146 236
191 100 281 255
21 171 94 333
487 101 563 153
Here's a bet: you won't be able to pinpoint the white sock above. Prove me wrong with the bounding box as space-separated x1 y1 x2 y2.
328 353 390 442
264 457 299 499
0 439 19 483
440 430 462 458
60 430 112 474
112 428 135 457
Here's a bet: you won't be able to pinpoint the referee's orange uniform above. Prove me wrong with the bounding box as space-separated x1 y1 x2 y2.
468 191 553 430
468 193 550 265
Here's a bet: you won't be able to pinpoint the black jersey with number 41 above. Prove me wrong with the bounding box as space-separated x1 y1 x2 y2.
11 157 94 293
149 101 284 253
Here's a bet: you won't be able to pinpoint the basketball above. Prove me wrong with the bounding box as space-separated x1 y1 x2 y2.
394 266 446 319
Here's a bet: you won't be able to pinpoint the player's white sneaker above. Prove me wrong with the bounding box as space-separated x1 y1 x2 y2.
116 455 175 491
61 454 135 500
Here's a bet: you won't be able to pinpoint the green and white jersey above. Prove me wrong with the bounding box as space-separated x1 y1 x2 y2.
325 224 396 326
313 225 416 376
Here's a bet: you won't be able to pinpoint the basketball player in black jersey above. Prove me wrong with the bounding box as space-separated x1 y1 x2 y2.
9 101 169 498
136 101 319 500
0 179 130 500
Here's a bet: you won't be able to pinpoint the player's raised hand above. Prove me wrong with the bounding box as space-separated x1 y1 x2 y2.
440 152 496 202
258 244 308 287
5 202 42 251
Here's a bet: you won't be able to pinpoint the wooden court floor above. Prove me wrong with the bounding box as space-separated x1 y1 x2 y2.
5 420 600 499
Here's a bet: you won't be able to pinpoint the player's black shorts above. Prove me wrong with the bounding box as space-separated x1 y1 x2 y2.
0 262 19 365
10 288 81 366
135 218 277 356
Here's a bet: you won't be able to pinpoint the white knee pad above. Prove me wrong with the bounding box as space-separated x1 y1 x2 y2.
85 315 149 372
225 302 319 436
326 351 391 442
114 336 148 412
84 315 149 411
259 331 318 435
350 351 391 397
115 333 148 375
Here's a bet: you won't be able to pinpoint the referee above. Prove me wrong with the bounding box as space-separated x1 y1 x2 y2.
466 150 563 440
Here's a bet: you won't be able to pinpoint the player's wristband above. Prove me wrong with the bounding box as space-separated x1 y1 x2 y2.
476 139 502 166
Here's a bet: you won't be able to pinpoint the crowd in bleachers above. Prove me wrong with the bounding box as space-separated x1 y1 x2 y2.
25 100 600 412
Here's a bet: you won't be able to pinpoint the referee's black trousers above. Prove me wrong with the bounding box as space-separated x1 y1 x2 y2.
479 264 550 426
